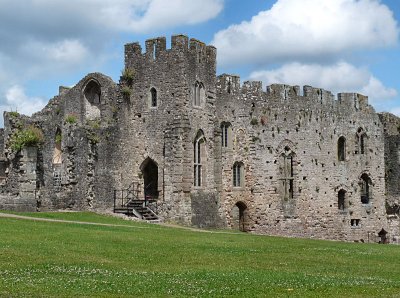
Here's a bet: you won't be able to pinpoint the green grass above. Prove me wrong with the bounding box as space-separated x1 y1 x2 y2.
0 212 399 297
1 211 153 227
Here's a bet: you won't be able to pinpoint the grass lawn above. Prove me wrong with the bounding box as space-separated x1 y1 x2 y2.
0 211 399 297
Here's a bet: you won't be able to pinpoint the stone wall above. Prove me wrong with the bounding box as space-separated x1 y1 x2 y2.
0 35 398 243
216 75 389 242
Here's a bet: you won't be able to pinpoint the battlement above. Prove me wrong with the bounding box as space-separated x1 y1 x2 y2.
217 74 371 112
124 35 216 66
338 93 369 111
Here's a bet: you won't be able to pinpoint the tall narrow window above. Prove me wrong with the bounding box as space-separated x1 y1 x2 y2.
221 122 232 148
338 189 346 210
199 83 205 104
194 131 205 187
150 87 157 107
337 136 346 161
360 134 365 154
53 129 62 165
193 81 205 107
280 146 294 200
233 162 244 187
360 174 371 204
194 81 200 106
0 160 6 183
53 128 62 191
356 128 366 154
153 43 156 60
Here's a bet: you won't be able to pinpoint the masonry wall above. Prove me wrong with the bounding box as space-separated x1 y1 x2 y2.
379 113 400 211
0 35 398 243
120 35 221 226
216 75 389 242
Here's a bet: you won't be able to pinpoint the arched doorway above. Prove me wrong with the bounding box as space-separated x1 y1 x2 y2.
232 201 247 232
140 158 158 200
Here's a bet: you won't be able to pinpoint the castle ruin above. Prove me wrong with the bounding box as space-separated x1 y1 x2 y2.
0 35 399 243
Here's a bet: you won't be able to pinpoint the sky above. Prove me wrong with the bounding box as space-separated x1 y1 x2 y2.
0 0 399 126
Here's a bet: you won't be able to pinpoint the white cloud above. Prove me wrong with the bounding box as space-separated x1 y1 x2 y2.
361 77 398 102
0 0 225 122
3 85 47 116
212 0 399 66
0 0 224 37
390 107 400 117
101 0 224 32
249 61 398 103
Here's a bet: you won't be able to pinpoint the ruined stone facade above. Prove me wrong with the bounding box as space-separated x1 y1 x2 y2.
0 35 399 243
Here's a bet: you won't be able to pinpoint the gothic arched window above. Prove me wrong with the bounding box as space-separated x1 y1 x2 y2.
150 87 157 107
194 131 206 187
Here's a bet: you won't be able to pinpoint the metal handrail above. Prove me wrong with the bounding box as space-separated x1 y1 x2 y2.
113 182 159 215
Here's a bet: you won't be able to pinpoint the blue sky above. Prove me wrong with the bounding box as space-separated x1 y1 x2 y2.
0 0 399 125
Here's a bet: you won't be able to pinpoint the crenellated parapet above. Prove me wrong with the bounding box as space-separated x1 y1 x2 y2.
217 74 373 114
124 35 216 71
338 93 369 111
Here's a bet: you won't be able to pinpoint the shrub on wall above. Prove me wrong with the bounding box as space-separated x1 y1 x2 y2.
250 118 258 125
10 125 44 152
55 132 62 143
9 111 20 118
65 114 77 124
121 68 135 86
122 86 132 98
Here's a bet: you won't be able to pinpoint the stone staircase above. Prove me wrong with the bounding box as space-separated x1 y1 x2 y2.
114 199 159 221
113 182 159 221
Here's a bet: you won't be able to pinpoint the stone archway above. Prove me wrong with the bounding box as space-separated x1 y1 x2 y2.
140 158 158 200
232 201 248 232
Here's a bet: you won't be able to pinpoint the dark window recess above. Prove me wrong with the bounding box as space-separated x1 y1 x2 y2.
150 88 157 107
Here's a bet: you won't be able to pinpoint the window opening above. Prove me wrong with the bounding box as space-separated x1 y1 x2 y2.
360 174 371 204
194 132 205 187
53 129 62 165
221 122 232 148
193 81 205 107
337 136 346 161
150 88 157 107
84 80 101 105
233 162 243 187
338 189 346 210
0 160 6 183
280 146 294 200
356 128 366 154
351 219 360 227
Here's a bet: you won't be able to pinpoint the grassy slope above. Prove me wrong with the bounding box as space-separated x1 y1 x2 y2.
0 212 399 297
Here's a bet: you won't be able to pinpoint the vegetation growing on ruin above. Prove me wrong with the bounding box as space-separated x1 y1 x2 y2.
1 211 399 297
250 118 258 125
9 125 44 151
87 119 101 130
121 68 135 86
121 86 132 98
55 132 62 143
65 114 77 124
86 131 100 144
8 111 20 118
